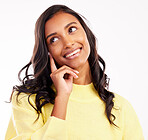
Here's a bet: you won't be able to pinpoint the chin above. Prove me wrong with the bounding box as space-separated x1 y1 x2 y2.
67 59 89 69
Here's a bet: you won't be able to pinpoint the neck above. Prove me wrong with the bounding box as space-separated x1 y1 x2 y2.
73 61 92 85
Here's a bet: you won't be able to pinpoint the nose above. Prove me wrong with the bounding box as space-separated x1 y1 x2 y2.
63 35 74 49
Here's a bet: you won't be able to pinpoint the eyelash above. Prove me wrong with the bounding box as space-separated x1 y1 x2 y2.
50 37 58 44
68 26 77 34
49 26 77 45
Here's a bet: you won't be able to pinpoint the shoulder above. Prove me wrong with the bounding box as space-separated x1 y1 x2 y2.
11 90 36 111
112 94 144 139
112 93 140 126
113 93 133 109
11 90 54 114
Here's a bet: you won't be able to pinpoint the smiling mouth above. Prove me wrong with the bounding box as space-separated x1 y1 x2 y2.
64 47 82 59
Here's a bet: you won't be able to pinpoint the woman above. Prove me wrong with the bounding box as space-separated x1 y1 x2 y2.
5 4 144 140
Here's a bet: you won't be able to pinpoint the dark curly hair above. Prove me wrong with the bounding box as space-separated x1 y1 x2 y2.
12 4 116 126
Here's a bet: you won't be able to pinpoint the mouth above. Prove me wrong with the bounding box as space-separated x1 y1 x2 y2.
64 47 82 59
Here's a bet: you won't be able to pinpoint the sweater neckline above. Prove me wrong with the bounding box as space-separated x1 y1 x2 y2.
72 82 93 87
69 82 100 102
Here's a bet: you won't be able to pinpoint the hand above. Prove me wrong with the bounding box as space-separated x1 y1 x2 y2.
49 53 79 97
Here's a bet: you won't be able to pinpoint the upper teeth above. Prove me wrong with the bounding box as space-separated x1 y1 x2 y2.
65 49 80 58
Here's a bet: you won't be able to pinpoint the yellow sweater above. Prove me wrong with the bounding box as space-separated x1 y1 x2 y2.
5 83 144 140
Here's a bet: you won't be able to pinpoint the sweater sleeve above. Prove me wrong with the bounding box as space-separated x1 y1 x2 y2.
122 99 144 140
5 91 68 140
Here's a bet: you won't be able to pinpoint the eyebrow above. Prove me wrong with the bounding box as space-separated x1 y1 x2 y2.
46 22 77 40
64 21 77 29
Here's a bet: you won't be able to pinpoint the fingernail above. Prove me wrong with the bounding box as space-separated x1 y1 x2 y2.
75 70 79 74
75 75 78 78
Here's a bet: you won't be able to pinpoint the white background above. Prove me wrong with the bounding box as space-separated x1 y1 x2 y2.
0 0 148 139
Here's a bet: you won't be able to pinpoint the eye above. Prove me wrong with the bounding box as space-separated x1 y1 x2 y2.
50 37 59 44
68 26 77 34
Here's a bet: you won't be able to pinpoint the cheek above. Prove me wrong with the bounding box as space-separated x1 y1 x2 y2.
77 32 90 60
84 38 91 59
80 33 90 55
48 47 64 66
48 43 62 56
77 31 90 47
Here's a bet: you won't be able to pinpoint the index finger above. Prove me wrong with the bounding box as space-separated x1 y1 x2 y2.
49 53 57 73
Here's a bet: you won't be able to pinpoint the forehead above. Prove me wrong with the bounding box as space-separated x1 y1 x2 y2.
45 12 81 34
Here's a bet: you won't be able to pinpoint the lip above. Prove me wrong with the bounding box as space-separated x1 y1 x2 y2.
63 47 82 58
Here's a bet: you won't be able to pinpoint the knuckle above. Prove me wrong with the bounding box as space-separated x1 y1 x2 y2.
62 65 67 68
50 73 53 77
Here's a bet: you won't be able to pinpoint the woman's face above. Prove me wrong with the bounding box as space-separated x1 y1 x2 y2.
45 12 90 69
